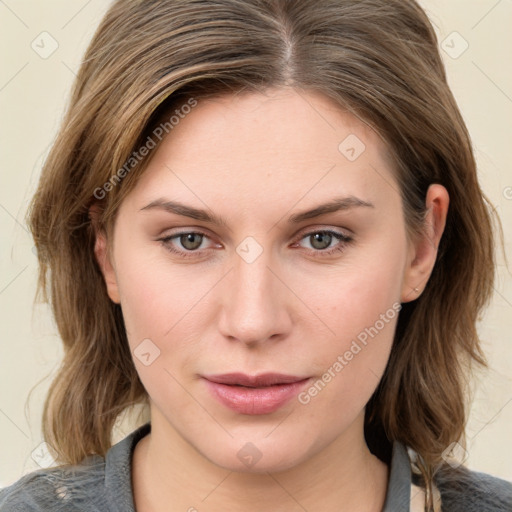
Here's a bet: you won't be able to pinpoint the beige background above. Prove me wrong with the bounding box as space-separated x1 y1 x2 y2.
1 0 511 487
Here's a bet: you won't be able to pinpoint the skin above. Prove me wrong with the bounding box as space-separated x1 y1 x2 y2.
94 87 449 512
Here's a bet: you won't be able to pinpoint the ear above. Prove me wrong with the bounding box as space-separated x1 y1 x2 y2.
89 204 121 304
401 184 449 303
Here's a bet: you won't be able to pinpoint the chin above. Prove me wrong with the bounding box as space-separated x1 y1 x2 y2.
196 434 316 475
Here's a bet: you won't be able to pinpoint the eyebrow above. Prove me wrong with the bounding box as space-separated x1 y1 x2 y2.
140 195 374 226
287 196 374 223
140 198 229 228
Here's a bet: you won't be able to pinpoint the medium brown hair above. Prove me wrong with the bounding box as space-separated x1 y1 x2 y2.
28 1 497 509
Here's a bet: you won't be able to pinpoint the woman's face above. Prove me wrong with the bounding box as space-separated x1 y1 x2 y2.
97 88 436 472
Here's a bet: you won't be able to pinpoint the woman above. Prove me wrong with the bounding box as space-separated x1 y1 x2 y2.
1 0 511 511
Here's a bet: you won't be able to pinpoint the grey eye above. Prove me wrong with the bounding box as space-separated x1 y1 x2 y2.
308 232 333 250
179 233 203 250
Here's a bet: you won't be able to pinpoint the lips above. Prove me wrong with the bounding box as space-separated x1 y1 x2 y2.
202 372 311 415
204 372 307 387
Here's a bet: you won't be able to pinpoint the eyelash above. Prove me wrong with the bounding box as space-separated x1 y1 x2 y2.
158 229 353 260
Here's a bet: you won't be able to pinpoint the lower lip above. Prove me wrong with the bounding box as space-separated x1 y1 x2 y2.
204 378 310 415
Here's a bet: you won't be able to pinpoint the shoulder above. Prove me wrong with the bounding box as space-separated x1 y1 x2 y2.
435 465 512 512
0 456 106 512
0 422 150 512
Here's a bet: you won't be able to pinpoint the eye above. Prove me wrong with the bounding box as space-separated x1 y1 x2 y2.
158 228 353 260
158 230 218 258
294 229 353 257
176 232 204 251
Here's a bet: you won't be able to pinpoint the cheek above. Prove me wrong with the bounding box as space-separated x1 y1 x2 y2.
113 251 205 411
115 256 169 339
308 233 406 340
114 243 205 339
296 237 406 409
297 295 399 433
112 245 219 383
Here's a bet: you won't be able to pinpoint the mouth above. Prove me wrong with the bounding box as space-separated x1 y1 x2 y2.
202 373 311 415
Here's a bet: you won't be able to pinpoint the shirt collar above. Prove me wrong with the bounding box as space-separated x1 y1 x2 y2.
382 441 415 511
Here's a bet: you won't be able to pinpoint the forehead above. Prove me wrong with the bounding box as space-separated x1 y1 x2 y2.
161 88 388 158
125 88 399 210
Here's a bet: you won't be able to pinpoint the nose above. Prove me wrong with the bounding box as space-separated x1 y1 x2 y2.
217 247 293 346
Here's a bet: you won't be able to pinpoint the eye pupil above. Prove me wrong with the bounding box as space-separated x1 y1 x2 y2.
180 233 203 250
310 232 332 250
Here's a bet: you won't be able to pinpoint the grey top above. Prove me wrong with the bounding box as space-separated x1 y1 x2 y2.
1 422 511 511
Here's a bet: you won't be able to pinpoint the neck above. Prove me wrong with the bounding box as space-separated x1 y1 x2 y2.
132 408 389 512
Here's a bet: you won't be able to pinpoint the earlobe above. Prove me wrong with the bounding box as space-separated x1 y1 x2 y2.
401 184 449 303
90 205 121 304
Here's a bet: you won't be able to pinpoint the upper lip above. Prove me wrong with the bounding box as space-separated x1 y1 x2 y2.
203 372 309 387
